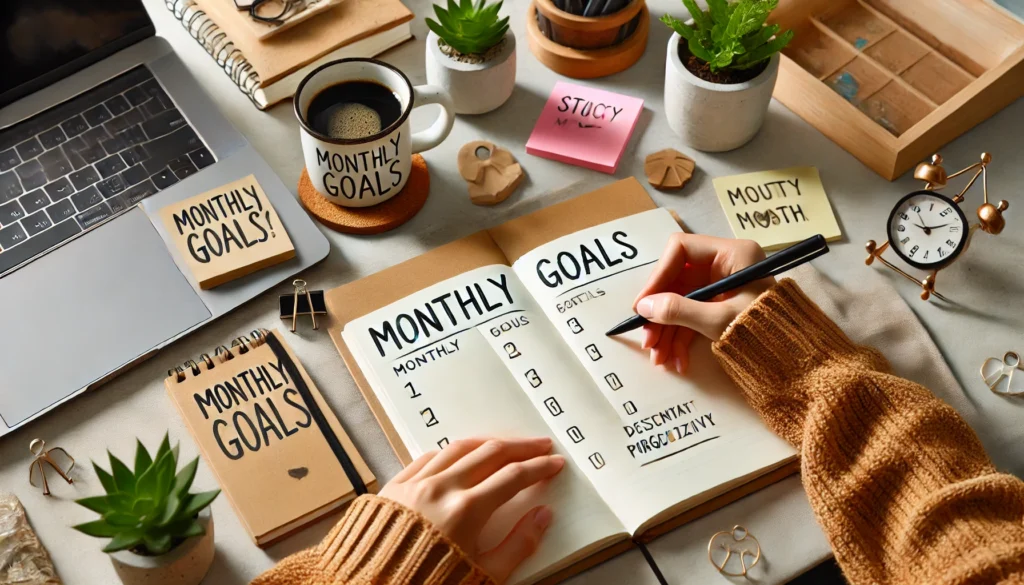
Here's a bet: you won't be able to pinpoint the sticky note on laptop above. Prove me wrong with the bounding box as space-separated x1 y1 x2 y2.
712 166 841 250
159 174 295 289
526 81 643 174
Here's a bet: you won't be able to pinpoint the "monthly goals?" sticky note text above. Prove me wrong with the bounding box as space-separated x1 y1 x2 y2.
712 166 841 250
159 174 295 289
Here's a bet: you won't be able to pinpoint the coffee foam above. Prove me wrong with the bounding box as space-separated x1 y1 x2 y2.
328 103 383 140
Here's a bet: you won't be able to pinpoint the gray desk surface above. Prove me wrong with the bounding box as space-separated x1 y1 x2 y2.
1 1 1021 584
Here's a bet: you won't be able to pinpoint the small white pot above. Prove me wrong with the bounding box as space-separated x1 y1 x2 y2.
108 509 215 585
664 31 779 152
425 30 516 115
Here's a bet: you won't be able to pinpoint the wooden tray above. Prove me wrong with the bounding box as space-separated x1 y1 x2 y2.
770 0 1024 180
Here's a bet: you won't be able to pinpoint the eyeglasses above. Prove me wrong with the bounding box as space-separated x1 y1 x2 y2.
235 0 304 25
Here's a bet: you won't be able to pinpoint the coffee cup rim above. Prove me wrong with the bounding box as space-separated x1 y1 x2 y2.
294 57 414 146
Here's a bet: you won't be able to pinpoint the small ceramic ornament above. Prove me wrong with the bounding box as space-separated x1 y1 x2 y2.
645 148 695 190
458 140 524 205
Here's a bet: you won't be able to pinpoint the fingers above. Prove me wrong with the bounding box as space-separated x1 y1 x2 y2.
671 327 696 374
441 437 554 488
470 455 565 515
633 233 735 307
641 322 662 350
476 506 553 584
637 293 736 341
650 321 676 366
412 438 486 480
393 449 440 482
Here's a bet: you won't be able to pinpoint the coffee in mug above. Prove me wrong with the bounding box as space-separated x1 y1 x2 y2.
306 80 402 140
295 59 455 208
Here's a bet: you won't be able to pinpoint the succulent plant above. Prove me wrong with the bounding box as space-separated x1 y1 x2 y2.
661 0 794 72
426 0 510 56
72 434 220 556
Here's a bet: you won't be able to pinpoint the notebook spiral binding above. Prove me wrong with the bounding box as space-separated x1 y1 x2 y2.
166 0 265 110
167 328 270 383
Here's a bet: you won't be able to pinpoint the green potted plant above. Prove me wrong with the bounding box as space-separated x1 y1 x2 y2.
661 0 793 151
425 0 516 114
72 435 220 585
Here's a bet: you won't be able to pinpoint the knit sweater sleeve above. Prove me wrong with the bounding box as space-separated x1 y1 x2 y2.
713 279 1024 585
250 495 494 585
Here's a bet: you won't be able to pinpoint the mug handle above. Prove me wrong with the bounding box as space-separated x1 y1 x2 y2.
411 85 455 154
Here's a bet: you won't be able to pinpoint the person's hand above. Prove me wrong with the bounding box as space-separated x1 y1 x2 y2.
632 233 775 374
379 437 565 583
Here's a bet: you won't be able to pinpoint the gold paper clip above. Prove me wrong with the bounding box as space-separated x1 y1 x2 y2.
28 439 75 496
279 279 326 332
708 525 762 578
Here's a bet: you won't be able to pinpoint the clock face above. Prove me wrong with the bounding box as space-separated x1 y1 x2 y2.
887 190 968 269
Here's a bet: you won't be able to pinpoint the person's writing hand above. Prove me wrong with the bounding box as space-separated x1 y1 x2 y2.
633 234 774 373
379 437 565 583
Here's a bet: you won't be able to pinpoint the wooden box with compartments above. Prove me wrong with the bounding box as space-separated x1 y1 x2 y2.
770 0 1024 180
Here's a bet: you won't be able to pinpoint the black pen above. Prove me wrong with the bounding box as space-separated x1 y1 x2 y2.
605 234 830 336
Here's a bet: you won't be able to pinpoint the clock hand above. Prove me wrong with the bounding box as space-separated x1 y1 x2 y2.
924 223 951 230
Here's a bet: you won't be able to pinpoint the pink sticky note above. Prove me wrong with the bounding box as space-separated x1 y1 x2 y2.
526 82 644 174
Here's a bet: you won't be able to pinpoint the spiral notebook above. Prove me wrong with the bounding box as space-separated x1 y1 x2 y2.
165 0 413 110
165 329 376 546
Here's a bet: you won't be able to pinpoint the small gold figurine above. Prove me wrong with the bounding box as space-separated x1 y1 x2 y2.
28 439 75 496
708 525 762 577
865 153 1009 301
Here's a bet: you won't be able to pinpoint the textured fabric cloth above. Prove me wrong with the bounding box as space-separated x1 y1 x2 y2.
253 278 1024 585
251 495 493 585
714 279 1024 585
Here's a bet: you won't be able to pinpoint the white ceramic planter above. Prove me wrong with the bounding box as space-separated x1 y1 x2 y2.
664 31 779 152
109 509 215 585
425 30 516 115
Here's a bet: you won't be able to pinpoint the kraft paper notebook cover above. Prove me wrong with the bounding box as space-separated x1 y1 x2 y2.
165 329 377 546
325 178 799 585
193 0 413 87
169 0 413 109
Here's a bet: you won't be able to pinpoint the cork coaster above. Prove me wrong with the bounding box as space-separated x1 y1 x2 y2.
298 154 429 235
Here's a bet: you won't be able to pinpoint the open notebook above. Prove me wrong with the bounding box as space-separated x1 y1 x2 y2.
327 179 798 585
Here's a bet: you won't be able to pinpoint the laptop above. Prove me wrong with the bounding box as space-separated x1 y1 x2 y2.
0 0 330 437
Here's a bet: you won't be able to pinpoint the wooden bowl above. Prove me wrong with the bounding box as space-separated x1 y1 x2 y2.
527 0 649 79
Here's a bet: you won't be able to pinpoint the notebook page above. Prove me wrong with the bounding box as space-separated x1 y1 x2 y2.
511 209 796 532
341 265 626 584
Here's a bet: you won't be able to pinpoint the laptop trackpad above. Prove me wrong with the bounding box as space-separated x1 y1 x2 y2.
0 209 210 427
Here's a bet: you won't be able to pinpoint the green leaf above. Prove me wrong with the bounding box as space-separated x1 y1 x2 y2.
133 440 153 476
92 462 117 494
661 14 695 41
104 512 141 528
742 23 779 51
734 27 792 68
154 434 172 465
180 520 206 539
132 497 156 516
171 457 199 496
707 0 730 25
73 519 121 538
108 452 135 494
181 489 220 518
143 533 174 556
687 35 715 64
103 531 143 553
726 0 770 40
76 494 133 515
681 0 712 32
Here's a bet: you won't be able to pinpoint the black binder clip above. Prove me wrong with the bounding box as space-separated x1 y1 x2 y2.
280 279 326 332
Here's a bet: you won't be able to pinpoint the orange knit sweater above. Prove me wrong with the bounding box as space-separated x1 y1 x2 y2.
254 279 1024 585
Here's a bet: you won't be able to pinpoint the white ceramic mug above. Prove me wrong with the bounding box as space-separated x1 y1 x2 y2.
295 58 455 207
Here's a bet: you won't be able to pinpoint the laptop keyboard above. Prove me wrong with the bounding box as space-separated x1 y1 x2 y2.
0 65 215 277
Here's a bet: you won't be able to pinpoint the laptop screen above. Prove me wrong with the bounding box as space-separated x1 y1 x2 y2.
0 0 155 108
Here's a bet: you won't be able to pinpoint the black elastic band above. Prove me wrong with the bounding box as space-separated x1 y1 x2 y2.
634 540 669 585
265 332 367 496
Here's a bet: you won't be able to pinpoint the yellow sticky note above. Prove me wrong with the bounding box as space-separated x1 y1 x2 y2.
712 166 841 250
159 175 295 289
